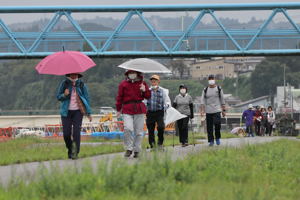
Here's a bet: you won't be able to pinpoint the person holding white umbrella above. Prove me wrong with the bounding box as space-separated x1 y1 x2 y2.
116 70 151 158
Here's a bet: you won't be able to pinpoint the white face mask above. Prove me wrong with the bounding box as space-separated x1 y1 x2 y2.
128 73 137 80
208 80 215 85
151 85 158 89
180 89 186 94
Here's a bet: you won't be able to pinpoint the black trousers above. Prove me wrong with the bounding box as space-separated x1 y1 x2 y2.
246 124 254 136
266 122 273 136
254 121 261 136
206 112 221 143
177 116 189 144
61 110 83 155
146 110 165 147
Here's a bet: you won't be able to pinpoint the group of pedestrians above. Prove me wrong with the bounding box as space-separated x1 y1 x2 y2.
56 71 226 159
242 104 275 137
115 70 196 158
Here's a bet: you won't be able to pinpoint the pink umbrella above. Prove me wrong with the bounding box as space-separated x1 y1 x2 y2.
35 51 96 75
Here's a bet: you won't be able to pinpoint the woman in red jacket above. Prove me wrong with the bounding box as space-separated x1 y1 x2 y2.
116 70 151 158
254 106 263 136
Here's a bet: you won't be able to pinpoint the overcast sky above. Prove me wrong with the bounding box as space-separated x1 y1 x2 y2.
1 0 300 24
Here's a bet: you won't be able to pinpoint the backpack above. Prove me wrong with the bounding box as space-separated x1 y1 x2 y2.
204 85 221 99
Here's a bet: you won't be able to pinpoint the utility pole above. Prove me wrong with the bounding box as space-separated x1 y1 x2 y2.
283 64 287 110
290 84 294 119
235 71 239 97
181 15 184 32
181 12 190 51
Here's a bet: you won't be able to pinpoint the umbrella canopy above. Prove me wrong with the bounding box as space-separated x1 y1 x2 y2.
164 107 187 125
35 51 96 75
117 58 171 74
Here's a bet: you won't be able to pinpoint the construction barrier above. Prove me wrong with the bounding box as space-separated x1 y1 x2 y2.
44 124 63 137
0 127 14 141
91 131 124 139
0 127 13 137
165 122 176 133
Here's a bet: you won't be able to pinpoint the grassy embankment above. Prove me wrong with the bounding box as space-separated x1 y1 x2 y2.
1 131 235 165
0 139 299 199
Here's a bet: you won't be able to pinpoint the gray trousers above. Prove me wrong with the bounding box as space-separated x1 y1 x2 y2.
123 114 145 152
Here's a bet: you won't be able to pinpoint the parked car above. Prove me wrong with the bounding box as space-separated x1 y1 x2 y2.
99 107 116 115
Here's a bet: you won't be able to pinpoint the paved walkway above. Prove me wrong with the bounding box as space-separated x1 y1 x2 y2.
0 137 297 186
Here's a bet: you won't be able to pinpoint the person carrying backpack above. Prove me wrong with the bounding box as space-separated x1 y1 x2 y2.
56 73 92 159
200 74 226 146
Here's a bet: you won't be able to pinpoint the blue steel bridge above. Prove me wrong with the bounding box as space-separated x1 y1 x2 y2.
1 3 300 58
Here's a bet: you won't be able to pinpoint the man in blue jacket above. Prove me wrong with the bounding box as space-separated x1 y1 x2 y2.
57 73 92 159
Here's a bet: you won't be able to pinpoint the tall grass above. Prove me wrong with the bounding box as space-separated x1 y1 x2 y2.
0 134 196 166
0 136 124 165
0 139 299 200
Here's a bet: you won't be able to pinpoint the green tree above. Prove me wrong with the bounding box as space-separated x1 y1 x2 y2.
250 60 283 98
222 75 252 101
168 59 189 79
250 56 300 99
160 79 204 101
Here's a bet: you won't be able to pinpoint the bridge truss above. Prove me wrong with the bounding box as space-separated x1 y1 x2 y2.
1 3 300 58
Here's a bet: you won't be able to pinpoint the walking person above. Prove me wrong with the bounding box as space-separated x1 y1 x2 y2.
260 106 268 136
145 75 171 149
254 106 263 136
242 104 256 137
266 106 275 136
57 73 92 159
173 84 194 147
116 70 151 158
200 74 226 146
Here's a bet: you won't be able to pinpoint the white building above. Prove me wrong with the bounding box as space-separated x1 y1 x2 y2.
187 57 264 80
275 86 300 113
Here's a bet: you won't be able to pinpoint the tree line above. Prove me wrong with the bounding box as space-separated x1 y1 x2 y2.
0 56 299 112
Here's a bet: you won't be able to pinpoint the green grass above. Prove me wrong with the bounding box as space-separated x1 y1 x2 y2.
0 136 124 166
0 134 200 166
0 139 299 200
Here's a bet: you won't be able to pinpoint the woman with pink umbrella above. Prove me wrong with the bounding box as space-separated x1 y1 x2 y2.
36 50 95 159
57 73 92 159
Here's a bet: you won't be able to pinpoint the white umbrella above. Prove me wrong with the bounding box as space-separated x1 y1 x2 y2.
117 58 171 73
164 107 187 125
